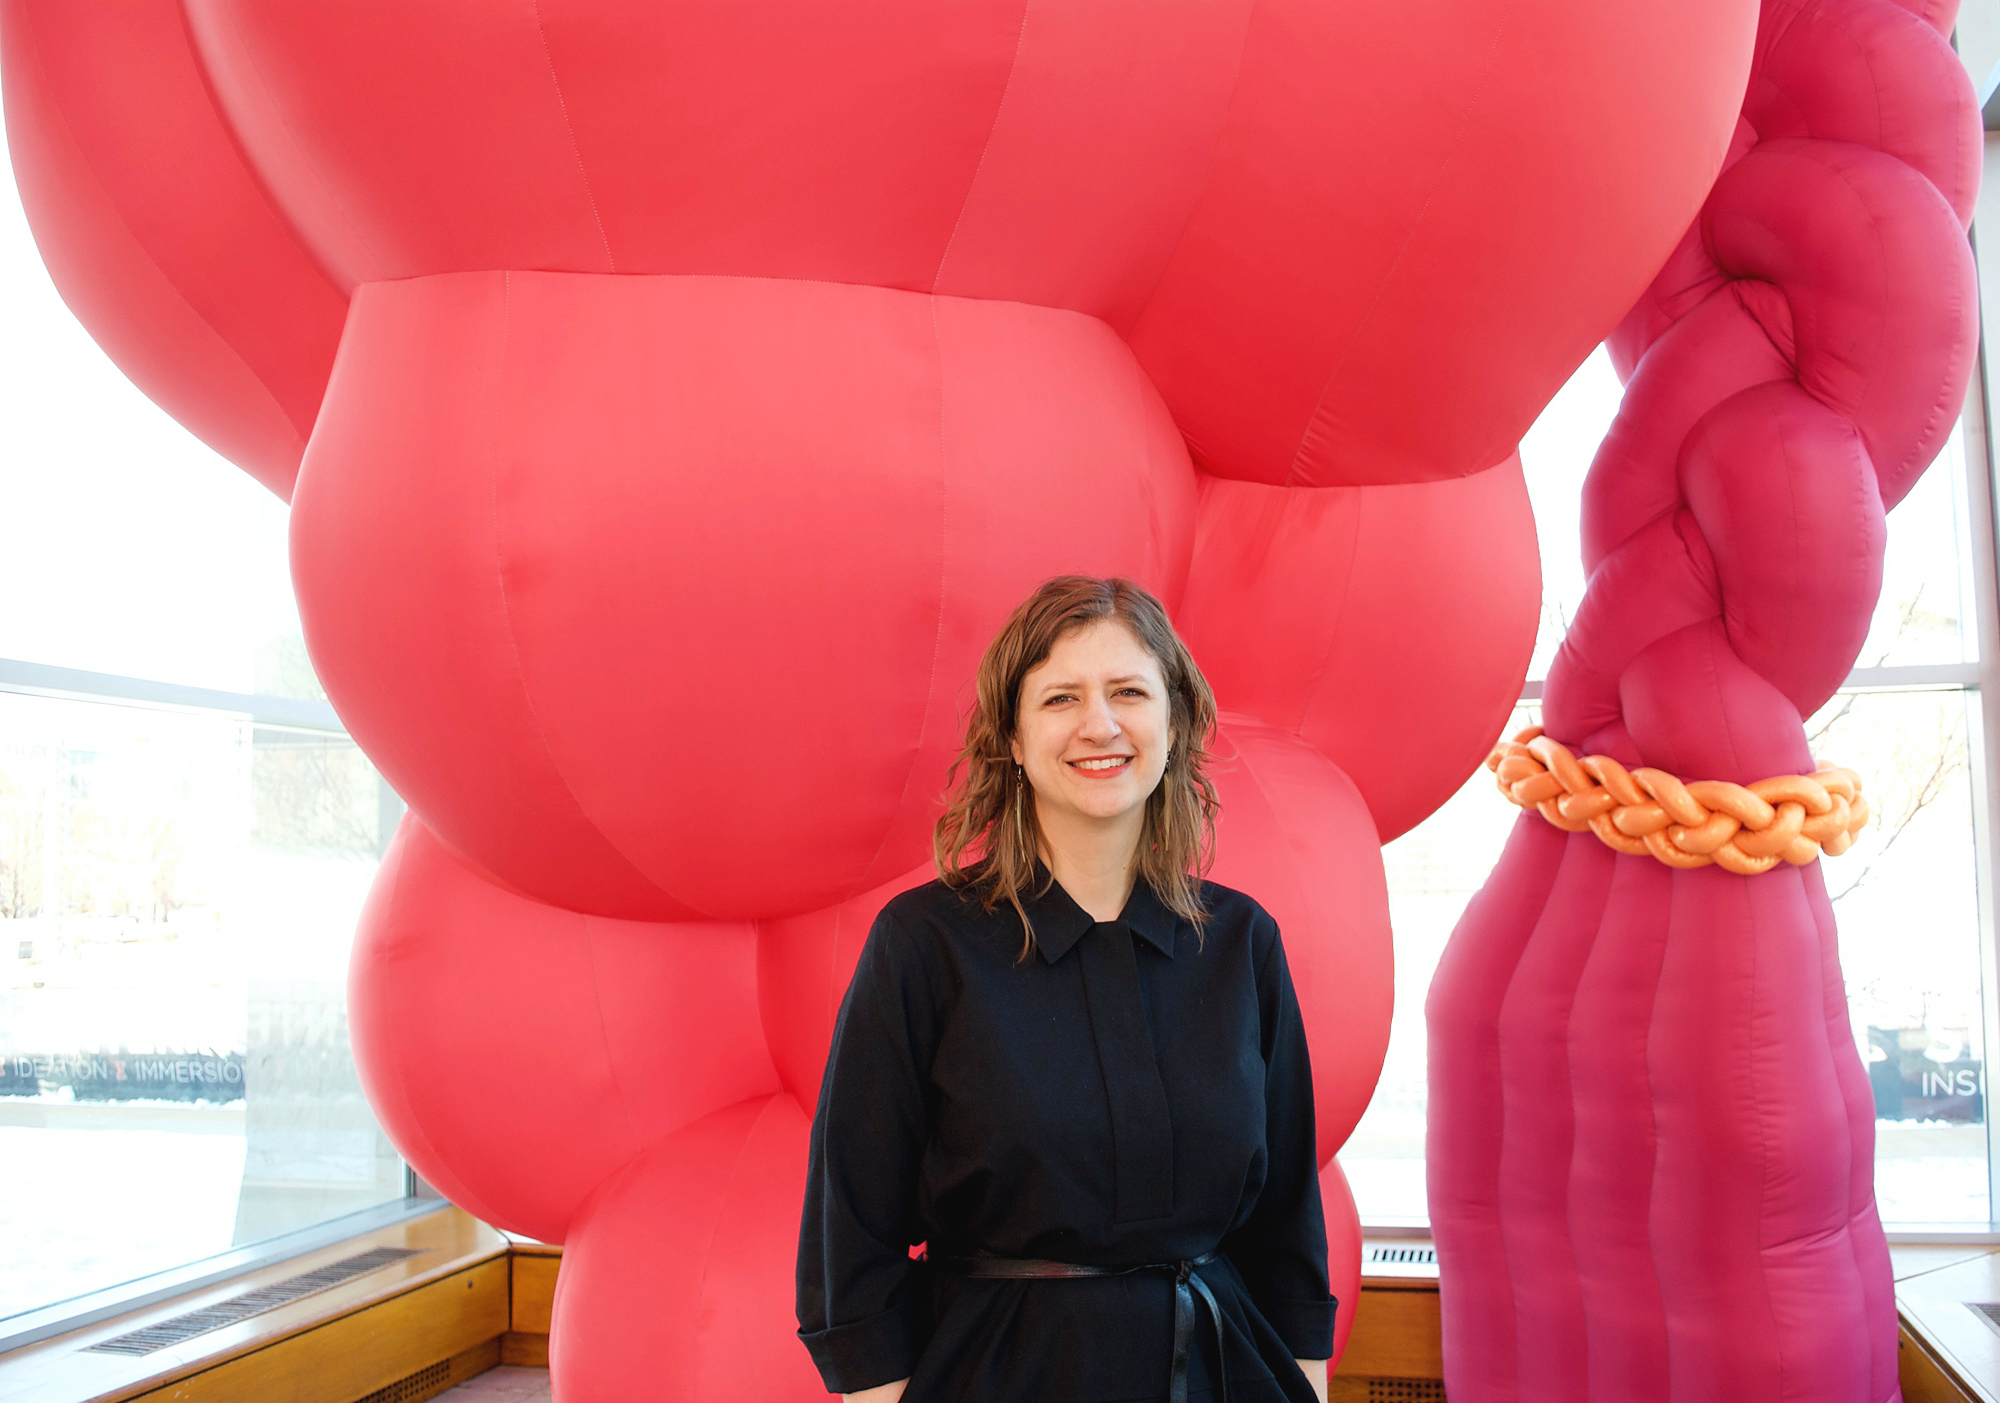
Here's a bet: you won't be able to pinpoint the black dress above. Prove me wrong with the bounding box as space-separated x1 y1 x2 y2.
795 872 1335 1402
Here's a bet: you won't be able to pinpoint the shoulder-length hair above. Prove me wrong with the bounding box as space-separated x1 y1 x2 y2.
933 575 1220 960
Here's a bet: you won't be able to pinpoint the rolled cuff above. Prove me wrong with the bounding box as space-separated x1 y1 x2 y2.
1257 1294 1338 1362
799 1295 928 1394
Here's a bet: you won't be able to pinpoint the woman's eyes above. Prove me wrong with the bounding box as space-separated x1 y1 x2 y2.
1041 688 1150 705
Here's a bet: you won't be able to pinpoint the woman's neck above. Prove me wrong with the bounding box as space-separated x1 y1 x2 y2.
1039 810 1143 922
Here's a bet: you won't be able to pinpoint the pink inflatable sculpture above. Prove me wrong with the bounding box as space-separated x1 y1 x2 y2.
1427 1 1980 1401
1 1 1788 1397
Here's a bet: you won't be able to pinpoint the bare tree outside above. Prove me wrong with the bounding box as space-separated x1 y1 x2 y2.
1825 702 1966 904
0 750 44 919
251 730 381 859
1806 587 1971 905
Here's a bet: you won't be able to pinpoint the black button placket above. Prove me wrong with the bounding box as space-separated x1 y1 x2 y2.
1076 920 1175 1223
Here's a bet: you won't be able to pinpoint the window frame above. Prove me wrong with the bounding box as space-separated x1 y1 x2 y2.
10 107 2000 1353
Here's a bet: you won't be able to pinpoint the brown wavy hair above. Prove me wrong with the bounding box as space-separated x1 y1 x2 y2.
934 576 1220 960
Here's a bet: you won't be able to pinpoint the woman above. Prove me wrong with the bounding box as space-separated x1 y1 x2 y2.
797 576 1335 1403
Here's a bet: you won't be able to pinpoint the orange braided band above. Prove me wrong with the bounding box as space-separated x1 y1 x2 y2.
1486 728 1870 876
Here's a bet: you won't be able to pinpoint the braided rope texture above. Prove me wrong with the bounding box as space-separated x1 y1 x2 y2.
1489 726 1868 874
1427 2 1980 1401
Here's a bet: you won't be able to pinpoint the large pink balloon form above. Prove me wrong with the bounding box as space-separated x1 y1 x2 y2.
4 4 1757 1397
1427 1 1981 1401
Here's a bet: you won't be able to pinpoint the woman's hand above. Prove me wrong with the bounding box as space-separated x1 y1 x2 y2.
1295 1357 1329 1403
843 1380 909 1403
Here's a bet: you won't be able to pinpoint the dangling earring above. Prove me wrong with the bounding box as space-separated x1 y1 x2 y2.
1013 763 1030 860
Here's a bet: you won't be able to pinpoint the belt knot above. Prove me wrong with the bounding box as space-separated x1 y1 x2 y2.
934 1249 1227 1403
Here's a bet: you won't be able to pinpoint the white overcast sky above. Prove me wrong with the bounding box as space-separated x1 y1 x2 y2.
0 107 298 697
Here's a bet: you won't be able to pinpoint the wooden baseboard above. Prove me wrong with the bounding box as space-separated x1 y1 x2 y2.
1334 1285 1444 1382
1902 1326 1982 1403
499 1249 1453 1388
129 1261 507 1403
352 1341 499 1403
510 1254 558 1336
499 1334 549 1369
502 1247 558 1368
4 1219 1453 1402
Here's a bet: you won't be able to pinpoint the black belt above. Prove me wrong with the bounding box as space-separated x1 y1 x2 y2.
933 1249 1228 1403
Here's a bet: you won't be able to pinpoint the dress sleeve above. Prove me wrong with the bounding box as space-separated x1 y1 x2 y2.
796 906 941 1393
1221 916 1338 1360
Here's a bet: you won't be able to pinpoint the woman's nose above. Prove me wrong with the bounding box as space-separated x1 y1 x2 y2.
1078 692 1120 740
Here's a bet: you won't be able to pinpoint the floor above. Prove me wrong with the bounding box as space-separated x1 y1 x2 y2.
438 1366 552 1401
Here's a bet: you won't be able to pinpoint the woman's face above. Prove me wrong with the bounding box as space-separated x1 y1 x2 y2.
1010 619 1173 839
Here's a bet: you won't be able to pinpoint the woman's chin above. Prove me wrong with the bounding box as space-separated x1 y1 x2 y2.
1049 791 1148 827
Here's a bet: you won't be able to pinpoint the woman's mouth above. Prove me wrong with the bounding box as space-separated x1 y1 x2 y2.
1067 755 1134 777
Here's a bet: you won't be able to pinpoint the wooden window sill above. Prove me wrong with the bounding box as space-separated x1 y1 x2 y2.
0 1205 507 1403
14 1224 1971 1402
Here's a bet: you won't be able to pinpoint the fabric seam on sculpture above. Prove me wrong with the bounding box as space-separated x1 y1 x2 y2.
1279 2 1513 489
1295 486 1367 739
1749 831 1778 1359
845 299 954 901
1775 395 1806 670
484 273 691 912
1122 0 1260 338
371 833 497 1226
1903 241 1972 489
22 25 312 462
823 905 847 1054
529 0 618 273
931 0 1034 292
1223 744 1318 1107
1811 151 1890 430
183 0 370 295
581 914 645 1158
1697 616 1746 786
690 1097 782 1346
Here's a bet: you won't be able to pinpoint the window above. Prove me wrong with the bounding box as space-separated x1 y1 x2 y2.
0 140 406 1326
1343 359 1996 1231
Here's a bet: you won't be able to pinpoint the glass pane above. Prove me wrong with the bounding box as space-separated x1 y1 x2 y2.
1519 353 1976 677
1854 425 1972 667
1808 687 1988 1225
1955 7 2000 99
0 122 316 698
1346 690 1988 1229
0 691 401 1321
1343 703 1540 1224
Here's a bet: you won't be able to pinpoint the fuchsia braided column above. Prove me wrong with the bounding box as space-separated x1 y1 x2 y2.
1427 2 1981 1400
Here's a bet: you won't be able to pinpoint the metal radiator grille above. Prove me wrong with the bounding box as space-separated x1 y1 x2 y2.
1366 1245 1438 1266
1367 1379 1447 1402
355 1357 454 1403
86 1247 423 1356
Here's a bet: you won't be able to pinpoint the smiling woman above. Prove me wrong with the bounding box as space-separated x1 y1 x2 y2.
934 576 1219 955
797 576 1335 1403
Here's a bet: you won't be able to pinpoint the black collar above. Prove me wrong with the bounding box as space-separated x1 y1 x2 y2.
1023 870 1183 964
